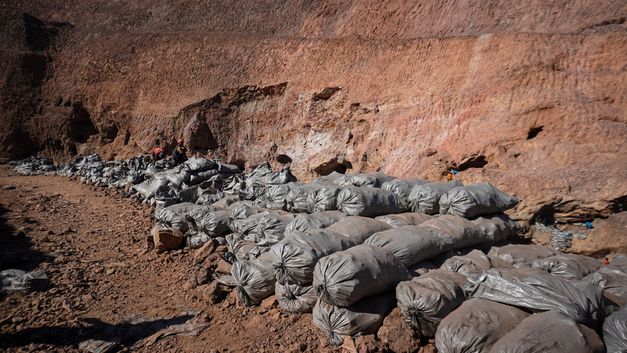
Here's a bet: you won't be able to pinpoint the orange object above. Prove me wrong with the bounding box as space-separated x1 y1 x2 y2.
152 147 164 155
447 172 454 181
602 258 610 265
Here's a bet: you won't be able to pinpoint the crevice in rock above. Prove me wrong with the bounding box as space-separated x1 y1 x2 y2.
527 126 543 140
275 154 292 164
313 87 341 101
609 195 626 214
531 204 556 225
313 158 352 176
68 102 97 143
456 155 488 171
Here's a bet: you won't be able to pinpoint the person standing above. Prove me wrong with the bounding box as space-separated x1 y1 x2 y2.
172 139 188 164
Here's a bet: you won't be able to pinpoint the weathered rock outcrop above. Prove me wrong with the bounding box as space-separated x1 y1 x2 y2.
1 1 626 223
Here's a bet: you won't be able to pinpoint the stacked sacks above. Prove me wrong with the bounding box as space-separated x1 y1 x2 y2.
396 270 467 337
488 244 556 268
275 282 318 313
419 215 491 250
261 182 299 210
327 216 392 244
312 245 410 342
408 181 462 215
439 183 519 218
531 253 601 280
240 162 297 201
471 214 520 244
308 184 341 212
489 310 605 353
374 213 432 228
435 298 530 353
364 226 446 267
381 178 428 209
284 211 346 234
231 252 276 306
336 186 406 217
468 267 603 327
335 172 395 188
602 306 627 353
286 183 325 213
11 156 56 175
440 249 513 279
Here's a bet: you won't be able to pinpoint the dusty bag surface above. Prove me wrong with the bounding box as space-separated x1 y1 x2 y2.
313 244 410 307
251 213 294 246
584 265 627 303
408 181 462 215
262 182 298 210
439 183 519 218
284 211 346 234
231 253 276 306
327 216 392 244
154 202 201 231
336 186 405 217
335 172 395 188
275 282 318 313
285 183 323 213
381 179 428 207
441 249 513 278
531 254 601 280
308 185 341 212
419 215 490 250
364 225 446 267
469 268 603 327
1 269 48 293
436 298 529 353
489 310 605 353
603 306 627 353
471 214 520 243
375 213 432 228
134 176 170 200
487 244 556 267
312 292 396 345
396 270 467 337
270 228 357 285
225 233 257 261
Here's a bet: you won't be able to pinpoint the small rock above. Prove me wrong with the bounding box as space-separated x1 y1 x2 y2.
215 259 232 274
105 268 115 275
260 295 278 309
151 225 183 252
200 281 229 304
193 239 219 264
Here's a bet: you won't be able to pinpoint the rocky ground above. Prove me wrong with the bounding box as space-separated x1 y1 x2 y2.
0 165 368 353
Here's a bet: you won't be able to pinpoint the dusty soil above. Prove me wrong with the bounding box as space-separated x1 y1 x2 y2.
0 165 328 353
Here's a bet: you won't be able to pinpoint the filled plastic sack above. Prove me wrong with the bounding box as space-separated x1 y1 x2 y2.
420 215 490 250
308 185 341 212
262 182 298 210
284 211 346 234
184 157 217 173
584 265 627 305
133 176 170 199
408 181 462 215
285 183 322 213
441 249 513 278
327 216 392 244
231 253 276 306
603 306 627 353
1 269 48 293
396 270 467 337
336 186 405 217
225 233 257 262
312 171 344 184
185 231 211 249
275 282 318 313
439 183 519 218
435 298 530 353
531 254 601 280
154 202 202 231
250 213 294 246
313 292 396 345
469 268 603 327
487 244 556 268
471 214 520 243
270 228 357 285
364 226 446 267
375 213 432 228
381 178 428 208
335 172 395 188
489 310 605 353
313 244 411 307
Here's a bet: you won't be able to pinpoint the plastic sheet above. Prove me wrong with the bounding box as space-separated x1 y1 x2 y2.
313 244 410 307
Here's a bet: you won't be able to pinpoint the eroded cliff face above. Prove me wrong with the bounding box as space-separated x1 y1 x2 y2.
1 1 626 222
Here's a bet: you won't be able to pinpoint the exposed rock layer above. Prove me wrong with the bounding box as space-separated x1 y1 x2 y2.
1 1 626 222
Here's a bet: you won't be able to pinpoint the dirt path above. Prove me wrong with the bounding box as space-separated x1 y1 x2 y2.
0 166 324 353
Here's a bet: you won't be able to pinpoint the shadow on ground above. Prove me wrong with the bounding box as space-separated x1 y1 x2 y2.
0 202 51 271
0 314 195 349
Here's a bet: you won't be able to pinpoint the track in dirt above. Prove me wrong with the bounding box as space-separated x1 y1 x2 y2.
0 166 324 353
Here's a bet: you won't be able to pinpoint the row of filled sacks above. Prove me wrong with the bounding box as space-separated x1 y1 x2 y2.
227 162 298 201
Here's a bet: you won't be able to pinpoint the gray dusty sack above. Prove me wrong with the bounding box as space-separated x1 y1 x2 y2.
408 181 462 215
375 213 432 228
439 183 519 218
313 244 410 307
602 306 627 353
275 282 318 313
231 253 276 306
364 226 446 267
396 270 467 337
336 186 405 217
327 216 392 244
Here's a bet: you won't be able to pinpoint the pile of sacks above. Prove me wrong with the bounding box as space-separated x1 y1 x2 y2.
10 156 56 175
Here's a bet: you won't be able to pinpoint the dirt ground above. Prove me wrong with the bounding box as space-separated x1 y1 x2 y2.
0 165 330 353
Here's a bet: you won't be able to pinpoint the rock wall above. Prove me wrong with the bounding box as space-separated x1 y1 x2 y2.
1 0 626 222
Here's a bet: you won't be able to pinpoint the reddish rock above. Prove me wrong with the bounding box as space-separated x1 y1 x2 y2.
193 238 219 264
151 225 183 252
260 295 278 309
215 259 232 274
199 281 230 304
377 308 422 353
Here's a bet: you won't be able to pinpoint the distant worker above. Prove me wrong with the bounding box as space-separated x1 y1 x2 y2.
584 220 594 230
151 146 166 162
172 139 188 164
